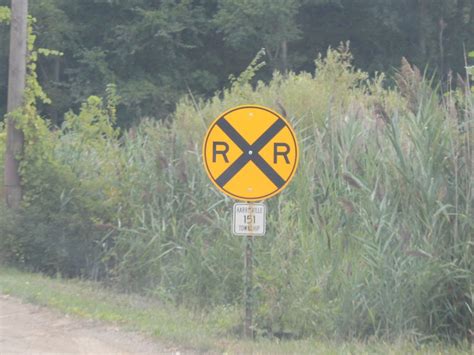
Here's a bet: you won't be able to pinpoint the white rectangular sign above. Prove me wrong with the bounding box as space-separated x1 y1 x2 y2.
232 203 266 236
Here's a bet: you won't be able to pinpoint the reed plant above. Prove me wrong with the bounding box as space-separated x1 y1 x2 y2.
105 47 472 341
1 46 471 343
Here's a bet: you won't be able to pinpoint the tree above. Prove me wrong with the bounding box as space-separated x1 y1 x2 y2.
1 0 472 127
214 0 302 73
4 0 27 208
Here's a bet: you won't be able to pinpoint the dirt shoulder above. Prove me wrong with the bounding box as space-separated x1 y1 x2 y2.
0 295 179 354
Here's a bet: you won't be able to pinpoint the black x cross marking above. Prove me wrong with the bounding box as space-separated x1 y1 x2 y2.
214 116 287 189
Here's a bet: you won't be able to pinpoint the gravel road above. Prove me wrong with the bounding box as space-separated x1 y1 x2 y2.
0 295 180 354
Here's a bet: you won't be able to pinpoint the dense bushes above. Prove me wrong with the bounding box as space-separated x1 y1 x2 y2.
1 46 472 343
0 91 121 278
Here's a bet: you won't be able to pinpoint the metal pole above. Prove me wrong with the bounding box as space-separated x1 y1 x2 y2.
4 0 28 208
244 203 254 338
244 234 253 338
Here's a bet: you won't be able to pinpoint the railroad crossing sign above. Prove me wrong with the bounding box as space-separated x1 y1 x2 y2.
203 105 298 201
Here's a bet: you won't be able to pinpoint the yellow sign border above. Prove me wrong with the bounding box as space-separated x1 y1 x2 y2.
203 104 299 201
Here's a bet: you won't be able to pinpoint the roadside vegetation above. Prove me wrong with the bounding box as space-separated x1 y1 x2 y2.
0 8 473 348
1 267 471 354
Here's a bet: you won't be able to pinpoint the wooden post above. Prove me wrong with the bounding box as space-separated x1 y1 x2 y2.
4 0 28 208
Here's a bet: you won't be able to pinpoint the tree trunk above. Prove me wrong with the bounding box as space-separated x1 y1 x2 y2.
4 0 28 209
281 39 288 76
418 0 428 59
438 18 446 77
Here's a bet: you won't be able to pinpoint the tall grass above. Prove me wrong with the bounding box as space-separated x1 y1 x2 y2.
1 46 472 342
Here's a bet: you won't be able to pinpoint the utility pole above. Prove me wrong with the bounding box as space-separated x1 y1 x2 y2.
4 0 28 208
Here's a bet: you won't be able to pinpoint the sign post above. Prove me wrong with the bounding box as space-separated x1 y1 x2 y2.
203 105 299 338
233 202 264 337
244 232 253 338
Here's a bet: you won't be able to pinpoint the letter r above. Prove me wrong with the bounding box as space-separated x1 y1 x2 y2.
213 141 229 163
273 143 290 164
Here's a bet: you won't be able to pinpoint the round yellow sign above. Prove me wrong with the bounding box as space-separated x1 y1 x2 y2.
203 105 299 201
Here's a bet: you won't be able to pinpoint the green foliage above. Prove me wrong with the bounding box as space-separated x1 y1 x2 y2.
9 87 122 275
0 14 121 278
106 47 472 342
1 0 472 125
228 48 267 89
1 39 472 343
0 5 9 22
214 0 301 70
467 51 474 93
1 89 121 276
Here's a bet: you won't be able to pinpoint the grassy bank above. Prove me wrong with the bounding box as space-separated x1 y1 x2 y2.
0 267 224 351
0 266 470 354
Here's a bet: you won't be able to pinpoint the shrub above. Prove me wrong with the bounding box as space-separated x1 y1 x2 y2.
0 13 122 276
